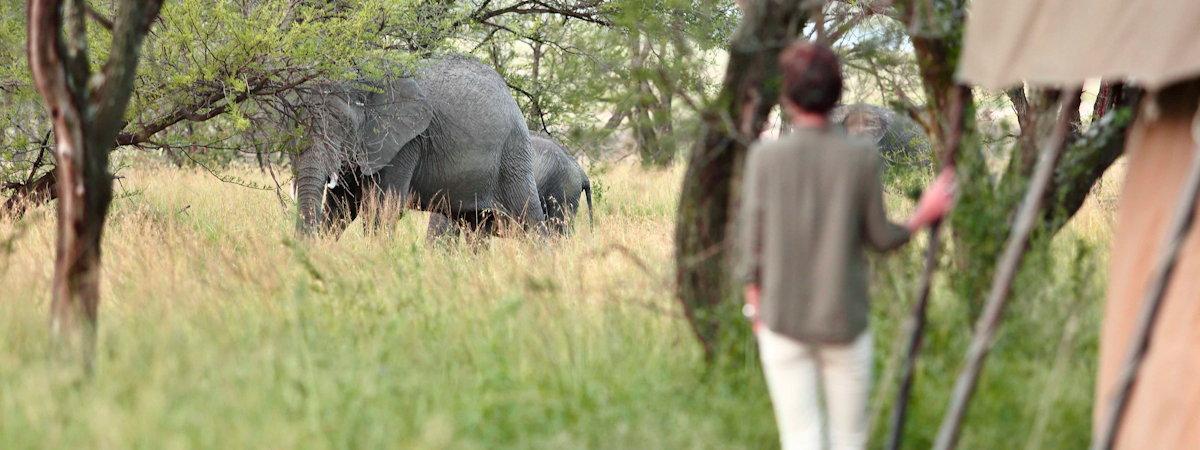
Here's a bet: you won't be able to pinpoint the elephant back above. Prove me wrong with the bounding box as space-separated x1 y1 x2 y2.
412 56 527 145
831 103 931 166
530 134 579 192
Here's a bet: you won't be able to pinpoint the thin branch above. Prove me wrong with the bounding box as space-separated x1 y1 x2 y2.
24 130 52 185
505 80 552 134
178 149 274 191
473 0 612 27
116 73 315 146
933 89 1084 450
84 4 113 30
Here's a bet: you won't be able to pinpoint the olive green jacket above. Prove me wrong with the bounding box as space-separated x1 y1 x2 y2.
736 127 910 343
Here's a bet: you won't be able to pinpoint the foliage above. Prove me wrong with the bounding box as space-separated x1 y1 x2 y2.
834 14 924 110
458 0 739 164
0 0 49 186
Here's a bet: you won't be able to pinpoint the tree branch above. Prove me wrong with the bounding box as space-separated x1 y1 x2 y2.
472 0 612 27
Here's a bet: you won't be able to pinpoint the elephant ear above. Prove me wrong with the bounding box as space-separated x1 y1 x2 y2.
358 78 432 176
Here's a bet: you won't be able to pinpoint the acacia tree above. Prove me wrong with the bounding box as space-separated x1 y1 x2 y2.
26 0 164 363
5 0 436 215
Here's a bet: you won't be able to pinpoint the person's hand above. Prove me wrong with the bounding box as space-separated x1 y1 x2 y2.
907 168 956 231
744 284 762 333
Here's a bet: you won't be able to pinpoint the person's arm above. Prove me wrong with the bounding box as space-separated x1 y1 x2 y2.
736 148 766 286
736 148 766 329
862 151 956 252
862 152 913 251
906 168 957 232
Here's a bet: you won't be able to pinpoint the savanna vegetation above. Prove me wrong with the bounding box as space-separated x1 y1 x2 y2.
0 159 1116 448
1 0 1133 448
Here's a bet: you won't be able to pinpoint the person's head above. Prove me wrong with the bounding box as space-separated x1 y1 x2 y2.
778 41 843 117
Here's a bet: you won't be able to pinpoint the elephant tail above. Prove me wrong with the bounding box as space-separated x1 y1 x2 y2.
582 176 594 229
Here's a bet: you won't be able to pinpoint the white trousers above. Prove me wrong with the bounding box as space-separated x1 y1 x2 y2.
756 326 872 450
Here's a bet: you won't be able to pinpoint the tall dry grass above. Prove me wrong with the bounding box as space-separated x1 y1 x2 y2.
0 158 1119 449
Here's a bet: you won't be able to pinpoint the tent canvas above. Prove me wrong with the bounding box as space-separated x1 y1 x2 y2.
959 1 1200 449
959 0 1200 89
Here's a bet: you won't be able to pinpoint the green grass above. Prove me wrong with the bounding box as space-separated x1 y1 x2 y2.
0 161 1114 449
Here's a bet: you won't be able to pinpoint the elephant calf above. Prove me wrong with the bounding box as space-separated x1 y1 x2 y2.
429 134 592 237
530 134 593 233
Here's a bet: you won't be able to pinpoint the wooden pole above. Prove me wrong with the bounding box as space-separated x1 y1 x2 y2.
1091 102 1200 450
886 84 969 450
933 89 1083 450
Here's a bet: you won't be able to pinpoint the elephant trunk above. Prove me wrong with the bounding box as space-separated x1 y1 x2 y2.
295 147 329 236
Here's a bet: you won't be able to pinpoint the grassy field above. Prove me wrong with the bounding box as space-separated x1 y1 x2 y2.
0 159 1117 449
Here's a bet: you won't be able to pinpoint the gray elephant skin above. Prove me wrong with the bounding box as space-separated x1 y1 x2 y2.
830 103 931 165
531 135 592 232
295 55 545 237
429 134 593 236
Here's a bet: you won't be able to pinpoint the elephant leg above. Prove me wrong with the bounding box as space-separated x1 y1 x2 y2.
460 210 497 247
544 196 568 234
425 212 460 243
466 210 497 236
494 131 547 235
324 171 364 237
365 148 420 235
425 211 496 248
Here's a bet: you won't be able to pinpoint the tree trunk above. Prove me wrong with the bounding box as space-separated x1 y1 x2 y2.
27 0 164 366
906 2 974 165
528 39 548 134
1043 83 1139 232
651 39 676 164
629 32 665 166
674 0 806 358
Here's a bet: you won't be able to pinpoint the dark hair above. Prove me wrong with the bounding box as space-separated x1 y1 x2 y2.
778 41 843 114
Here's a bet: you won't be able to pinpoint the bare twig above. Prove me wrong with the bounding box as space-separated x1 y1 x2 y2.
933 89 1083 450
24 130 52 185
179 150 273 191
472 0 611 27
84 4 114 30
265 155 292 212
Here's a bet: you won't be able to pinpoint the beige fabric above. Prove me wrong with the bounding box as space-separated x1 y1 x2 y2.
1098 85 1200 449
960 0 1200 89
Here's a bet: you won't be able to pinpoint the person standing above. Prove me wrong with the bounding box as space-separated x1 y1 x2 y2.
735 41 955 450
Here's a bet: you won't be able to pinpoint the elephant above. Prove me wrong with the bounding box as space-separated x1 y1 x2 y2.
428 134 593 237
294 55 546 237
530 134 593 233
830 103 932 165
